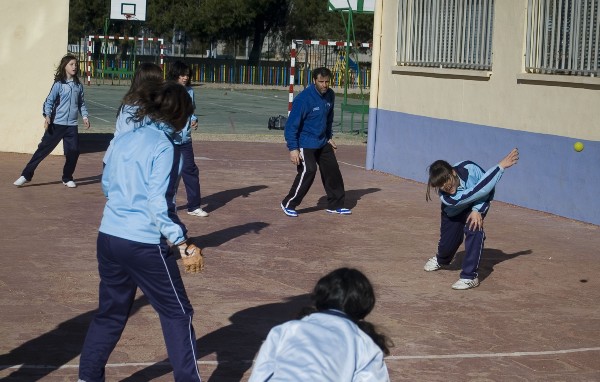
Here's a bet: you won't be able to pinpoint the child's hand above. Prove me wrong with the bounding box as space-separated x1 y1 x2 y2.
191 120 198 130
467 210 483 231
44 116 51 130
83 117 91 129
499 148 519 169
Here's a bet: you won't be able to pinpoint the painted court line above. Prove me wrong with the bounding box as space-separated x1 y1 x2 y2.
87 99 119 110
195 158 365 169
386 346 600 360
4 346 599 371
89 115 111 123
204 101 265 115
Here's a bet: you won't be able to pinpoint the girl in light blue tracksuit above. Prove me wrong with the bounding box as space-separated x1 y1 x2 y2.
249 268 391 381
78 83 202 382
167 61 208 217
14 54 90 188
423 148 520 290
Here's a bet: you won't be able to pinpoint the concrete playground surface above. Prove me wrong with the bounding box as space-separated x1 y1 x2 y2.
1 85 600 381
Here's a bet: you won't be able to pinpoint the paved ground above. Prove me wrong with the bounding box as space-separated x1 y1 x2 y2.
84 83 369 140
1 136 599 381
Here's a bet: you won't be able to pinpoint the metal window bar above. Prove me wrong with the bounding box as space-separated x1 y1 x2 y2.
525 0 599 76
397 0 494 70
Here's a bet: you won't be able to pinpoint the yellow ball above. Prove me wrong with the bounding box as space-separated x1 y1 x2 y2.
574 142 584 152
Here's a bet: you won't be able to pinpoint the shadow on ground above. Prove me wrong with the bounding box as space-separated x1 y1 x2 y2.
178 185 269 213
0 296 150 381
121 294 312 382
80 133 113 154
447 248 532 281
297 187 381 214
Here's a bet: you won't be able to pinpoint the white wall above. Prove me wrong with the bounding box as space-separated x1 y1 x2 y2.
0 0 70 154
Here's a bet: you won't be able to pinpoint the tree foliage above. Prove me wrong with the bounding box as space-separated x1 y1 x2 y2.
68 0 374 56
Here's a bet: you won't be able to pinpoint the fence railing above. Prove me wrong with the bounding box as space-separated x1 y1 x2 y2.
81 56 371 88
397 0 495 70
525 0 599 76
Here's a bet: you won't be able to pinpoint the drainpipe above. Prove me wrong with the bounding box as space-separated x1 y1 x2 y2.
366 0 383 170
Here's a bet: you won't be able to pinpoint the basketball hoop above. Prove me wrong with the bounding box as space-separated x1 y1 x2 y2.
123 13 135 21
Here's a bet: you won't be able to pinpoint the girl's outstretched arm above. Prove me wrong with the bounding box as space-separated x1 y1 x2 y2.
499 148 519 169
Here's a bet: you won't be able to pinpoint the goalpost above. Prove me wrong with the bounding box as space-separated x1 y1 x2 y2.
287 39 372 113
85 35 165 85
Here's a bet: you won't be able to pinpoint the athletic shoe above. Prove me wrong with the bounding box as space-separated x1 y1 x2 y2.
451 278 480 290
326 208 352 215
63 181 77 188
187 208 209 217
424 256 442 271
280 203 298 217
13 176 29 186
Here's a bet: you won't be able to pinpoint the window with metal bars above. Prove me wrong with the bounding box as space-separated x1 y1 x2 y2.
525 0 599 76
396 0 495 70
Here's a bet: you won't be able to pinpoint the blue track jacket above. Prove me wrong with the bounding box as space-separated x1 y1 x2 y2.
173 86 198 145
284 84 334 151
439 161 505 217
100 120 187 245
42 79 89 126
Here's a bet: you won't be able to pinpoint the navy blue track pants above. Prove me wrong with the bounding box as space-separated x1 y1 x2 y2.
281 143 345 210
178 142 202 212
436 209 486 280
79 232 201 382
21 124 80 182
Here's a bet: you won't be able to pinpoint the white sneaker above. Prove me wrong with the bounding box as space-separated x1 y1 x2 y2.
187 208 209 217
424 256 442 271
63 180 77 188
452 278 480 290
13 176 29 186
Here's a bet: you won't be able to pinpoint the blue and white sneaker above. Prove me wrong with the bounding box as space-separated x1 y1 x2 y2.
281 203 298 217
326 208 352 215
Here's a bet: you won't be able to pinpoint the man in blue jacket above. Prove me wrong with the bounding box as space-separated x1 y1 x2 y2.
280 67 351 217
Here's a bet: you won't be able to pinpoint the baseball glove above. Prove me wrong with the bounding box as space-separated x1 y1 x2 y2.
179 243 204 274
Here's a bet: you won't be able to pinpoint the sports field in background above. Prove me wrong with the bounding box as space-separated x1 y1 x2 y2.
82 83 369 144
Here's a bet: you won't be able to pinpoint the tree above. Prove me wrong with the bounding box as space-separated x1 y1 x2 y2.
285 0 373 42
67 0 374 58
68 0 109 43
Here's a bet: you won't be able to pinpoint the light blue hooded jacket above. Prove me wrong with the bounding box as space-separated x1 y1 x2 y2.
100 120 187 245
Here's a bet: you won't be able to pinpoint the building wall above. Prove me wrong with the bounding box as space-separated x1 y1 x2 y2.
0 0 70 154
367 0 600 225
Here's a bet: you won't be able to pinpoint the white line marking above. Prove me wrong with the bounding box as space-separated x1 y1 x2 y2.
89 115 111 123
2 360 221 370
3 347 600 371
195 158 364 168
385 347 600 360
339 161 365 169
87 100 119 110
204 102 265 115
195 157 285 162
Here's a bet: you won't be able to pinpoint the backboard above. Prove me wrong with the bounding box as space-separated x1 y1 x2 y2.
328 0 375 13
110 0 147 21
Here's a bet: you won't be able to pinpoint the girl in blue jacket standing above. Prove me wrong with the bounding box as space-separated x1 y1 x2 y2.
78 83 204 382
424 148 519 290
14 54 90 188
167 61 209 217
